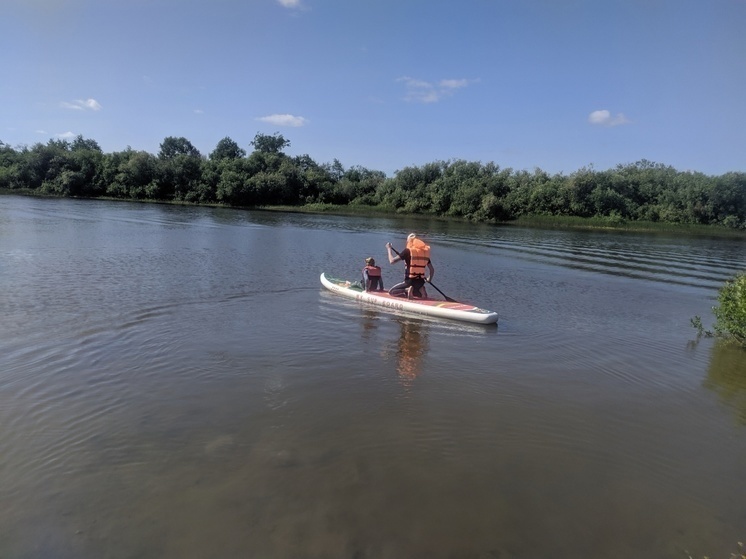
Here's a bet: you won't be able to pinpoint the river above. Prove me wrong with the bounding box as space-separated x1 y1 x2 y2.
1 195 744 559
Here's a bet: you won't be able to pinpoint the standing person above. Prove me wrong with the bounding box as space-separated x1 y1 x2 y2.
385 233 435 299
362 257 384 291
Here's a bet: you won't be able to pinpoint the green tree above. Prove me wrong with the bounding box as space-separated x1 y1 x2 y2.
112 150 158 199
711 173 746 228
250 132 290 155
566 166 598 217
345 165 386 205
154 137 203 200
525 170 567 216
501 169 539 218
0 141 18 188
291 154 333 203
210 137 246 160
589 186 630 217
195 159 223 203
380 162 444 213
246 171 290 205
71 135 102 153
33 139 73 194
156 154 203 200
158 136 201 159
4 129 746 229
216 160 251 205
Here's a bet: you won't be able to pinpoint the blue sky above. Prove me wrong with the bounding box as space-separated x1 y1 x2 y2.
2 0 745 177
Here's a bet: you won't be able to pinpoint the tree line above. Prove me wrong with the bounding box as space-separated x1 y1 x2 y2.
1 133 744 229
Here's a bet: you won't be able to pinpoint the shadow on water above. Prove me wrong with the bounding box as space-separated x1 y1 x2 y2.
704 342 746 424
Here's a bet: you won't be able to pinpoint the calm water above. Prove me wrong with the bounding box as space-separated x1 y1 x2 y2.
1 195 745 559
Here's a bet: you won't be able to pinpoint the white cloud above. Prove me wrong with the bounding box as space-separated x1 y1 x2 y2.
194 109 204 114
56 131 76 139
60 98 102 111
257 114 308 127
588 109 630 126
277 0 302 8
397 76 475 103
439 79 469 89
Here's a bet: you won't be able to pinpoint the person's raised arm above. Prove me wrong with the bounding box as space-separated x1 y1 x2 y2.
385 243 400 264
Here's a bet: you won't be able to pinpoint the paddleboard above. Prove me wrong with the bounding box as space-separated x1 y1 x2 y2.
320 273 498 325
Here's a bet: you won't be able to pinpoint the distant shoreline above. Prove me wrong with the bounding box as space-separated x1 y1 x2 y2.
4 190 744 238
259 203 746 237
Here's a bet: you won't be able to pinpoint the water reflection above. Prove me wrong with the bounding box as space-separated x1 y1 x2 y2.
394 318 429 385
359 308 380 340
358 309 430 385
705 342 746 424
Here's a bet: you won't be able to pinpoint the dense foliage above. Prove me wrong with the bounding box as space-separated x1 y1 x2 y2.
713 273 746 346
1 133 745 228
693 273 746 348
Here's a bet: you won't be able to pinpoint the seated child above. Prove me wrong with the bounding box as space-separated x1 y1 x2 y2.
362 257 384 291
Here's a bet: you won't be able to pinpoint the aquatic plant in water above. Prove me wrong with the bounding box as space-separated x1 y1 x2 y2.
692 273 746 348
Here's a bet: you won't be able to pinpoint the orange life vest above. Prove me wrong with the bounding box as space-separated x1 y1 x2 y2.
363 265 382 277
406 239 430 279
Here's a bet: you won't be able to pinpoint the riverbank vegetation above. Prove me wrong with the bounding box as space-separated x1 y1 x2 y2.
1 133 745 231
693 273 746 349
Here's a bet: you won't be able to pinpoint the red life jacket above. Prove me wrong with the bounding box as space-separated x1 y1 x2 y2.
364 265 382 277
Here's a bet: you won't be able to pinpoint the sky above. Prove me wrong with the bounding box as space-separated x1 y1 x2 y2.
2 0 745 177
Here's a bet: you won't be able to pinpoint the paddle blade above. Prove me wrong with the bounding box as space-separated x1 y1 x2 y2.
427 279 458 303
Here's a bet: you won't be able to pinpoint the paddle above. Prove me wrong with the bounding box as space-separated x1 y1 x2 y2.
425 278 458 303
388 243 458 303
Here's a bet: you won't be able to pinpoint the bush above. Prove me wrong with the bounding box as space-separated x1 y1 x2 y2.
713 273 746 345
693 273 746 347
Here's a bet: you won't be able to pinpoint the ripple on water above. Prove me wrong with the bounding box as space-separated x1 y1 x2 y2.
2 198 743 559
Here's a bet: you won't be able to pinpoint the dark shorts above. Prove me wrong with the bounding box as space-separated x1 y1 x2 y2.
389 277 425 297
406 277 425 290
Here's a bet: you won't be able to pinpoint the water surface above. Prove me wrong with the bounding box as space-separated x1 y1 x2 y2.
1 196 744 558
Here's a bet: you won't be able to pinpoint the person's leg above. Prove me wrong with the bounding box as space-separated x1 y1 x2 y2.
411 278 426 298
388 280 408 297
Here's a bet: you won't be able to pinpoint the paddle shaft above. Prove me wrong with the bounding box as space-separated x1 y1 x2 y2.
388 243 457 303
